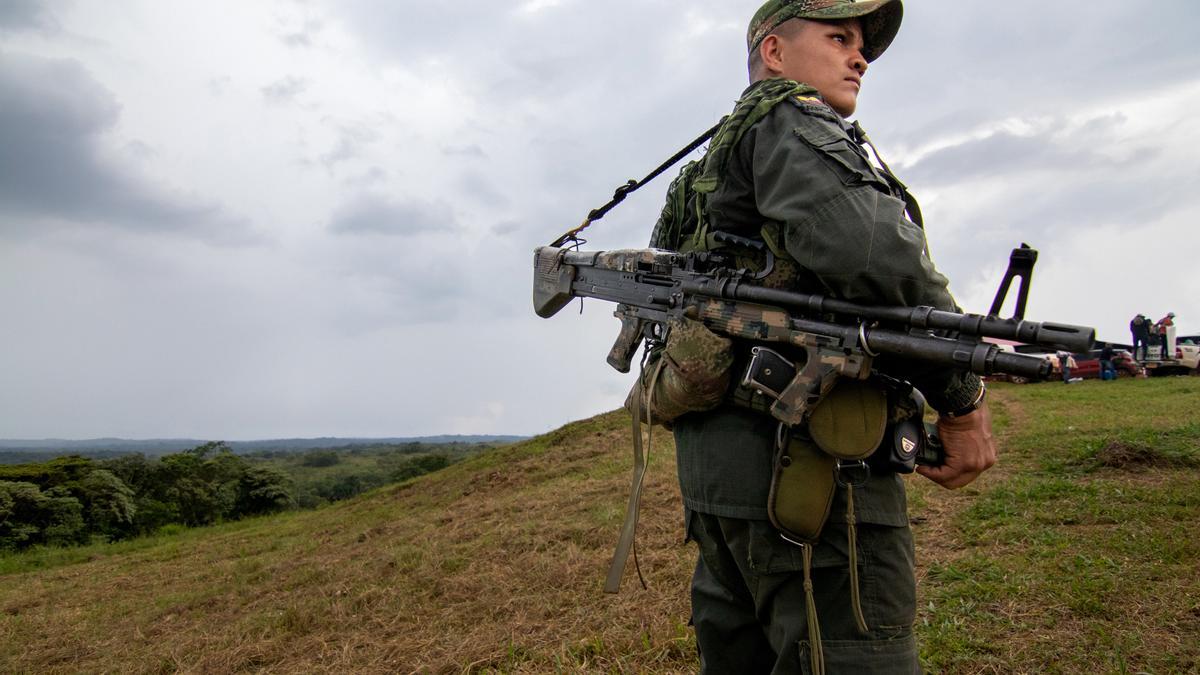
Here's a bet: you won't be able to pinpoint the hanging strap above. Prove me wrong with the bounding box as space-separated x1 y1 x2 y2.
550 121 724 249
604 356 666 593
846 484 870 635
802 543 825 675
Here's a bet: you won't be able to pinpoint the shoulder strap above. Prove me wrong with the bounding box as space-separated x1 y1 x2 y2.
692 78 818 196
550 120 723 248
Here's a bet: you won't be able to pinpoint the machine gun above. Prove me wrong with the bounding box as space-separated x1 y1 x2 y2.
533 241 1095 429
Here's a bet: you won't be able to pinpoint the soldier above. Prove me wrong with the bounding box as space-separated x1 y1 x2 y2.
636 0 997 672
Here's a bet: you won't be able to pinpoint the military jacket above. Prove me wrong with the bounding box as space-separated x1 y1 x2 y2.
671 81 979 526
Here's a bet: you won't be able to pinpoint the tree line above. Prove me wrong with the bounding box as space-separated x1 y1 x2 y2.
0 442 293 551
0 441 473 553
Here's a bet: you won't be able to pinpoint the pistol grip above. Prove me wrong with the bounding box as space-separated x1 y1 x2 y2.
606 310 644 373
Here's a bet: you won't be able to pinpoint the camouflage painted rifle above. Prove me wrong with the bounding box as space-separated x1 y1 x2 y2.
533 243 1095 427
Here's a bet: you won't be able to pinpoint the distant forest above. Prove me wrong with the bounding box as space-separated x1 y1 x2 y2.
0 439 502 552
0 435 526 463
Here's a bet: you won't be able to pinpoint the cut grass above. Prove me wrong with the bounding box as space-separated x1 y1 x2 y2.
912 378 1200 673
1 379 1197 672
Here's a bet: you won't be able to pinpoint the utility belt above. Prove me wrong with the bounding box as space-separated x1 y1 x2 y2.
727 345 938 473
725 345 940 545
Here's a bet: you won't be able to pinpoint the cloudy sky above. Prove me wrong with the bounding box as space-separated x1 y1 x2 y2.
2 0 1198 440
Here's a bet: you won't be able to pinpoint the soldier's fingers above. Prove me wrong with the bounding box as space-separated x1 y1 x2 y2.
916 464 980 490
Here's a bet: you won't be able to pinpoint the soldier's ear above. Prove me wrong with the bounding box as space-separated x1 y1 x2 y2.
759 34 786 76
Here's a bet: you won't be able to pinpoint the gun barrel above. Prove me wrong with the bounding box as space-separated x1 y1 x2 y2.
862 326 1052 380
706 283 1095 353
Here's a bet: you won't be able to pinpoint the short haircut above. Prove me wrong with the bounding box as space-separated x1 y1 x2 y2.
747 18 808 81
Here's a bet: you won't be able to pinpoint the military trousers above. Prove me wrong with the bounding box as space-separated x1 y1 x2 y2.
686 510 920 674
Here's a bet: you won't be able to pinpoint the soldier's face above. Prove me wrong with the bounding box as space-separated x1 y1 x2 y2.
764 18 868 117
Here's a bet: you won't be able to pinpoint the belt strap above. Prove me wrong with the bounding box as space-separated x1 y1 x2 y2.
605 357 666 593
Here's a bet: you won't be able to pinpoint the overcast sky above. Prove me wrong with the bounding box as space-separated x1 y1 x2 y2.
2 0 1198 440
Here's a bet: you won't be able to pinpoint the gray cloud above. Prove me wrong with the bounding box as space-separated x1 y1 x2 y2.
279 19 325 49
4 0 1198 440
492 220 520 236
0 51 256 243
906 108 1188 236
0 0 58 33
261 76 309 104
342 166 388 187
331 3 505 61
320 121 380 169
904 119 1138 186
442 144 486 158
207 75 232 96
328 193 458 236
867 2 1200 143
457 170 509 209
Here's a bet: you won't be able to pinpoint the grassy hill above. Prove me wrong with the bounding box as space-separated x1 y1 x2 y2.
1 378 1198 673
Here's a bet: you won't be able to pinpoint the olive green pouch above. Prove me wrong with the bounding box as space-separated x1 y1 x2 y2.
767 435 837 543
806 377 888 460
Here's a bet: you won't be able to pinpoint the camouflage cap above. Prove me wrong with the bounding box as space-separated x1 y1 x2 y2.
747 0 903 63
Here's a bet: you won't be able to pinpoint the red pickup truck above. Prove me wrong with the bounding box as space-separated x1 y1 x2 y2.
1005 348 1144 383
1070 349 1144 380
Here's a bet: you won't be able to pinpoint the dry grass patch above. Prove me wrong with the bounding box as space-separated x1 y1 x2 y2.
1 412 698 673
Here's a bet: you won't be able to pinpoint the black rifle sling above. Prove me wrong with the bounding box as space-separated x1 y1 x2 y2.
550 120 724 249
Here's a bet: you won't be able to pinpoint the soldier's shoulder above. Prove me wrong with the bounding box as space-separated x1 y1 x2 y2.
782 91 843 125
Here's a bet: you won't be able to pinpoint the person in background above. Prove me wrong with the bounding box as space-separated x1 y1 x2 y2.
1099 342 1115 380
1058 350 1076 383
1130 314 1147 361
1156 312 1176 359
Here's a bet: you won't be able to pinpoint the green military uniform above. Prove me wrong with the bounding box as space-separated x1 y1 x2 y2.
647 2 983 672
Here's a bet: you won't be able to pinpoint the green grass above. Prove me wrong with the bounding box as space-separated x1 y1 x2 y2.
917 378 1200 673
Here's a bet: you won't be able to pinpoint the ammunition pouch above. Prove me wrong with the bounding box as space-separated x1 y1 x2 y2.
767 429 837 544
764 377 887 544
806 377 889 461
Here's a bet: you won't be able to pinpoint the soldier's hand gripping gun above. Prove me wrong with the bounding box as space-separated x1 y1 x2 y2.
533 241 1095 429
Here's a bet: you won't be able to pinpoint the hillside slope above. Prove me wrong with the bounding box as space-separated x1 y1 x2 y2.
1 411 696 673
2 379 1198 673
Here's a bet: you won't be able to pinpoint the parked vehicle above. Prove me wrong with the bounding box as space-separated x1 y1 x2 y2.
1139 329 1199 376
1003 348 1144 383
1072 349 1144 380
1148 342 1200 376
